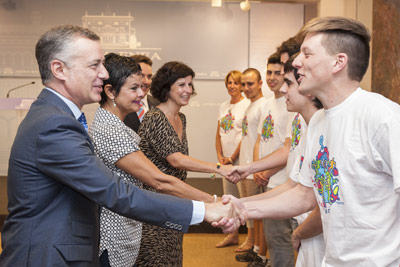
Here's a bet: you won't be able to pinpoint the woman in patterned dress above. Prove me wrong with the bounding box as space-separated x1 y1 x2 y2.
89 54 224 267
215 71 250 248
136 62 234 266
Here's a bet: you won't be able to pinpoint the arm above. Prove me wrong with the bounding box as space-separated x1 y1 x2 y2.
215 120 224 164
241 178 298 203
166 152 233 178
116 151 214 203
291 206 323 250
253 134 269 186
231 137 292 181
36 115 194 231
230 141 241 163
242 183 316 220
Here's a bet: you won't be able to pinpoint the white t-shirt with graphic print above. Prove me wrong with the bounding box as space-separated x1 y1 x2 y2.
239 96 268 179
299 88 400 267
257 96 295 188
218 98 250 160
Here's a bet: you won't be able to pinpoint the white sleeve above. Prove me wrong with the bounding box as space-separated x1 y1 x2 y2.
372 114 400 193
190 200 205 224
289 155 301 183
299 141 314 188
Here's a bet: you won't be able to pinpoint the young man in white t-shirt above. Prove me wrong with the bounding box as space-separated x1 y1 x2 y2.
236 68 268 254
253 52 294 267
219 17 400 267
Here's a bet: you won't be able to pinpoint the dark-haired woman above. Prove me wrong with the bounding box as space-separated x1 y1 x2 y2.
89 54 221 267
136 62 233 266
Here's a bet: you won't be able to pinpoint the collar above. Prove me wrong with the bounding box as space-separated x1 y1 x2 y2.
45 87 82 119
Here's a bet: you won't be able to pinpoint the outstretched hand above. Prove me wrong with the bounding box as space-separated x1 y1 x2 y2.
209 194 247 233
218 165 241 184
204 196 247 233
225 165 252 184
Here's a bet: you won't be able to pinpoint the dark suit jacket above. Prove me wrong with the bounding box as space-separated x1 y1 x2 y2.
0 89 192 267
124 94 159 133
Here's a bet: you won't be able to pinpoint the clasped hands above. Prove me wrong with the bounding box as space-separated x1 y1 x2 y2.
218 165 252 184
204 195 247 233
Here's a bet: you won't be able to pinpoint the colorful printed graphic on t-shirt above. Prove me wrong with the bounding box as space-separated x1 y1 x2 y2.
261 112 274 141
311 135 341 212
291 113 301 151
242 115 248 136
220 111 235 133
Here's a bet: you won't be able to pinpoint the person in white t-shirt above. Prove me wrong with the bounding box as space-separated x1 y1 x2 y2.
215 70 250 248
236 68 268 254
282 55 325 267
253 52 295 267
217 17 400 267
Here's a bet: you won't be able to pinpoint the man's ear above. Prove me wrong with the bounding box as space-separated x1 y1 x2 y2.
50 59 67 81
103 84 115 100
332 53 348 74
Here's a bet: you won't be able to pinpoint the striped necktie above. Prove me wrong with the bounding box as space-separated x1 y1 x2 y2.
77 112 88 132
137 101 145 122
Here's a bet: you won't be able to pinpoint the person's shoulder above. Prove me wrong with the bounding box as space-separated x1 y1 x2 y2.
357 89 400 118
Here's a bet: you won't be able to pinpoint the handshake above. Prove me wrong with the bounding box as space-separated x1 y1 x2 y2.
203 195 248 233
215 164 252 184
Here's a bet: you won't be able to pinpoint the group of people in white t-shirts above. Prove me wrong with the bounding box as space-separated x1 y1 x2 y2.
214 16 400 267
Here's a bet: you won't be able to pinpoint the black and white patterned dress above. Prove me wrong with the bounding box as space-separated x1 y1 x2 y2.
136 107 188 267
89 107 144 267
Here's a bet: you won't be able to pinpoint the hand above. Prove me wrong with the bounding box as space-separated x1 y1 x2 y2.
218 165 240 183
210 194 247 233
291 230 301 251
221 157 232 165
227 165 251 182
253 171 269 187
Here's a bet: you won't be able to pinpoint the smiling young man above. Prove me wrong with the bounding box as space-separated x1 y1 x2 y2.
252 52 295 267
221 17 400 267
236 68 267 254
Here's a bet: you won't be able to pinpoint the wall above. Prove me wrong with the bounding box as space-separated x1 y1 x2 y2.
319 0 373 91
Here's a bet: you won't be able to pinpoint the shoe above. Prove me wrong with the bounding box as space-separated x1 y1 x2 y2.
247 255 267 267
215 234 239 248
235 248 257 262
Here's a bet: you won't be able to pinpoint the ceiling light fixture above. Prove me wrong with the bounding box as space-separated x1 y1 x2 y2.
211 0 222 7
240 0 250 11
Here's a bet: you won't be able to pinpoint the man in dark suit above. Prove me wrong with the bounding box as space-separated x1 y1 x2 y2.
0 25 243 267
124 55 159 132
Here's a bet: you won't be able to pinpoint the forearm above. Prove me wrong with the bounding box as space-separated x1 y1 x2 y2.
117 152 214 202
215 123 224 162
230 142 241 163
247 139 290 174
167 152 220 174
243 184 316 220
240 178 297 202
293 206 323 240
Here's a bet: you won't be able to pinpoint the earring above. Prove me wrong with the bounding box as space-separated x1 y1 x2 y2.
112 98 116 107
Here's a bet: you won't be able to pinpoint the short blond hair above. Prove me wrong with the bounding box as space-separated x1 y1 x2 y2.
297 16 371 82
225 70 242 87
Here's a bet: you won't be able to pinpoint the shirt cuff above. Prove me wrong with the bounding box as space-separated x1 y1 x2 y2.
190 200 205 225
